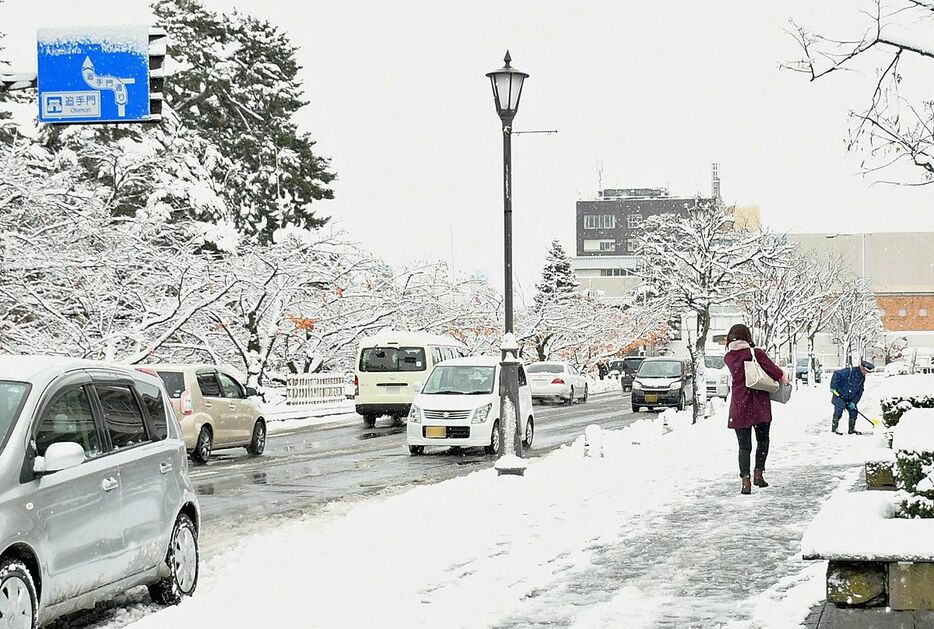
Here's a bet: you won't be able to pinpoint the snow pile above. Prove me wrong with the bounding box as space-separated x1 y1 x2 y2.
891 408 934 453
875 373 934 400
38 25 150 57
800 489 934 561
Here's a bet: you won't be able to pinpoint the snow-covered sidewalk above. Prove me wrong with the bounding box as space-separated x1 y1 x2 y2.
124 386 879 629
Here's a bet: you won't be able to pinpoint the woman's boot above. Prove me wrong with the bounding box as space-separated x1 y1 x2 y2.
753 468 769 488
741 475 751 494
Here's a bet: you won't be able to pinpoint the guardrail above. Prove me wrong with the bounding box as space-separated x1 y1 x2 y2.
285 373 347 405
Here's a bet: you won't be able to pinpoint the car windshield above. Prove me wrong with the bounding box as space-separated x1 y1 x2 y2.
796 358 809 367
0 381 30 450
608 361 624 371
638 361 682 378
359 347 427 372
527 364 563 374
704 356 725 370
422 366 496 395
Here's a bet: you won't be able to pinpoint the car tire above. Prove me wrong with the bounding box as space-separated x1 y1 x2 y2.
565 387 575 405
362 415 376 429
581 385 589 403
522 417 534 449
191 427 212 465
485 420 502 455
246 420 266 457
632 405 640 413
0 558 38 629
148 513 199 606
408 445 424 456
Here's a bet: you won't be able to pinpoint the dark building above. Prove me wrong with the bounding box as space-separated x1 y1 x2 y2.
575 184 718 257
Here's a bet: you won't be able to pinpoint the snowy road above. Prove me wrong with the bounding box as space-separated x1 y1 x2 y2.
192 388 642 549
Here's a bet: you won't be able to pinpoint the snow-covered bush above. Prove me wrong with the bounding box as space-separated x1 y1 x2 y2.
877 375 934 428
881 395 934 428
892 409 934 518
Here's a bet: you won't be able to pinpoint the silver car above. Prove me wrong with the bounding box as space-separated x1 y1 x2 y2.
0 356 200 628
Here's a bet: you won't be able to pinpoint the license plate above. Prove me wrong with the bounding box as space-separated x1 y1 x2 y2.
644 394 658 403
425 426 446 438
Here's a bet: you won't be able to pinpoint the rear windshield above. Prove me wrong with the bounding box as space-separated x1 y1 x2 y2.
0 381 30 450
157 371 186 399
527 364 563 374
359 347 426 372
638 361 683 378
423 365 495 395
704 356 725 370
623 358 644 369
796 358 809 366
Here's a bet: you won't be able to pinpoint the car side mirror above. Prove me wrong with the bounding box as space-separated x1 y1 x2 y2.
245 386 258 397
34 442 86 474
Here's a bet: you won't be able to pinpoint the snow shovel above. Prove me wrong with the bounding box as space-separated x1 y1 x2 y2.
831 389 881 429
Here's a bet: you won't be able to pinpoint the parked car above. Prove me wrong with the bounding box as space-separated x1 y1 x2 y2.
139 364 265 465
0 356 200 628
355 330 467 428
406 356 534 455
527 362 588 404
704 354 730 399
631 357 695 412
610 356 645 392
795 356 823 383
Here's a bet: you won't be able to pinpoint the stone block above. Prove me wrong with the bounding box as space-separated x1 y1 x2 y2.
865 461 896 490
818 605 914 629
888 562 934 610
826 561 887 606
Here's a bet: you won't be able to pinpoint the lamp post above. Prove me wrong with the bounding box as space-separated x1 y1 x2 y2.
487 51 528 459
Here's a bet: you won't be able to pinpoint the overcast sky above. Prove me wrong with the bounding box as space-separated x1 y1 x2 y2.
2 1 931 297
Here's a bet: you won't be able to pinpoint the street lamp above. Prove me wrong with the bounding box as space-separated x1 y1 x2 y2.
487 51 528 460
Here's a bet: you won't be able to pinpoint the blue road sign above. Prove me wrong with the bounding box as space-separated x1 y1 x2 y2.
37 25 150 124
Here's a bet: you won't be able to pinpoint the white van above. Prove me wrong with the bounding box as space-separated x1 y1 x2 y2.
406 356 534 455
355 330 467 427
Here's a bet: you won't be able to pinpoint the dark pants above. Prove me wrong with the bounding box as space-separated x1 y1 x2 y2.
831 398 857 433
735 422 770 477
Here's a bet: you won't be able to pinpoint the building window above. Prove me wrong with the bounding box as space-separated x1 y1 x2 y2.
627 239 641 253
584 214 616 230
879 309 887 317
599 268 634 277
898 309 907 317
921 309 929 317
583 239 615 252
627 214 643 229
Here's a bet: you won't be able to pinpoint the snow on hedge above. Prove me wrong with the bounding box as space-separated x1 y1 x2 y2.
892 408 934 453
876 374 934 400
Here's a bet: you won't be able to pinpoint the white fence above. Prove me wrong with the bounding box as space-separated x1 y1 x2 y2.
286 373 348 405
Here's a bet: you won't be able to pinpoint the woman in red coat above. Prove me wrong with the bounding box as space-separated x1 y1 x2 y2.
723 324 788 494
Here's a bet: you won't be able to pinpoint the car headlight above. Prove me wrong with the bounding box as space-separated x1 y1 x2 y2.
632 380 642 390
471 403 492 424
669 381 681 390
408 404 422 423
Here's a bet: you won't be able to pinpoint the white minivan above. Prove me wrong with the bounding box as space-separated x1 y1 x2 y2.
355 331 467 427
406 356 534 455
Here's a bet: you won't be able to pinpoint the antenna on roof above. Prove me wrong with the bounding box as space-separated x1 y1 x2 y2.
597 159 603 195
712 162 721 200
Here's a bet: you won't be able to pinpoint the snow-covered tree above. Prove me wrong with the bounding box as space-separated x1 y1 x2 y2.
0 143 233 362
638 201 793 422
829 277 884 366
534 239 578 309
527 239 582 360
788 1 934 184
153 0 335 241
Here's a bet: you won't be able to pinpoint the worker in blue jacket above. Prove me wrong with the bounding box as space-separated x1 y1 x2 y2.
830 360 874 434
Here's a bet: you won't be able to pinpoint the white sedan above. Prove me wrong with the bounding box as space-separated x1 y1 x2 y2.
527 362 589 404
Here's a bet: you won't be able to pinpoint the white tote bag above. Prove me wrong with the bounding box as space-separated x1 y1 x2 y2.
744 347 780 393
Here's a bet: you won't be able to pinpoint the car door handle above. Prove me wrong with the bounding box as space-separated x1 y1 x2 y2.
101 477 119 492
204 402 213 409
159 461 173 475
228 403 236 411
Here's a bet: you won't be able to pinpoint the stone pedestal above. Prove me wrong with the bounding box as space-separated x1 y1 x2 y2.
865 461 896 490
826 561 887 606
889 562 934 611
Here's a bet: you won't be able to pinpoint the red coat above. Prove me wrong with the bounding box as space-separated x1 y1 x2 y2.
724 345 785 430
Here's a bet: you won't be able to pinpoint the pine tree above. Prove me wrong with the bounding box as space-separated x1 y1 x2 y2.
534 239 578 311
153 0 335 242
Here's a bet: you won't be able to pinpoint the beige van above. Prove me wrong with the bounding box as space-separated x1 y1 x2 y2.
137 364 265 464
